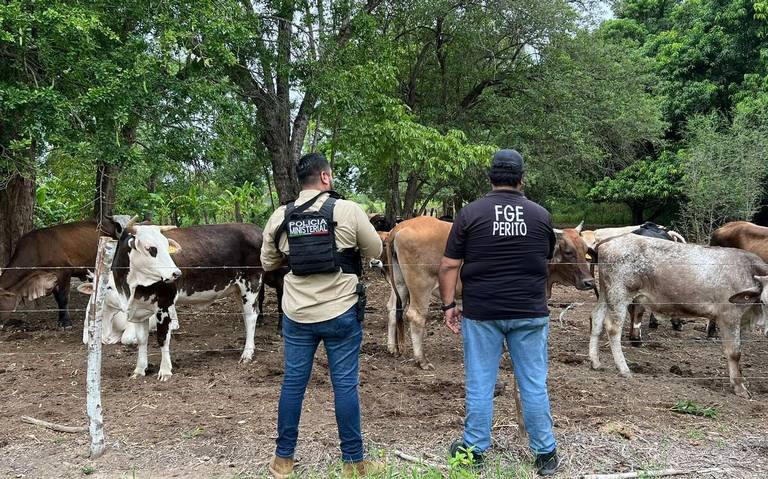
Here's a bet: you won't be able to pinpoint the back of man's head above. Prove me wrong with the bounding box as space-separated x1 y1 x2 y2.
488 149 524 187
296 153 330 187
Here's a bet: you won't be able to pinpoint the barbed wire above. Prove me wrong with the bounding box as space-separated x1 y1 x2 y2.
2 260 768 270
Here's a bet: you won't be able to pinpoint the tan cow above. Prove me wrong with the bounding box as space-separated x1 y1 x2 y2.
385 216 594 369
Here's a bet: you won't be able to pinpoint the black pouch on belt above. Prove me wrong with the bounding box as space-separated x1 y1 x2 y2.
355 282 367 322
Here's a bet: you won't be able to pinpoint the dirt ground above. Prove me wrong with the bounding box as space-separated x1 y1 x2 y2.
2 272 768 478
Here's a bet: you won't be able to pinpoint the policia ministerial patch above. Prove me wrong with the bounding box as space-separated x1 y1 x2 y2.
288 217 330 237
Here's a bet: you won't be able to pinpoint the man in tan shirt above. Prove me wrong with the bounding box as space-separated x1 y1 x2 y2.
262 153 383 479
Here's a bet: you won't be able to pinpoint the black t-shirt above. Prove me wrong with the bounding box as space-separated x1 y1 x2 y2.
444 190 556 320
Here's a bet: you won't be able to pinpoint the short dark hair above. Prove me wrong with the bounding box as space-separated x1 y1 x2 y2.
296 152 330 186
488 169 523 187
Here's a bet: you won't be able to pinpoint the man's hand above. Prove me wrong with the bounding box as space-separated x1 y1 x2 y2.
444 307 461 334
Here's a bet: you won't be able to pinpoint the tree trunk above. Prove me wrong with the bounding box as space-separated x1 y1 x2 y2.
384 159 401 226
94 162 120 222
144 173 157 222
234 201 243 223
0 172 36 266
630 203 644 224
402 173 421 219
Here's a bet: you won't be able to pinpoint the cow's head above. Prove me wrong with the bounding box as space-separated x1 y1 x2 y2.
729 275 768 336
550 222 595 292
124 225 182 288
0 272 58 323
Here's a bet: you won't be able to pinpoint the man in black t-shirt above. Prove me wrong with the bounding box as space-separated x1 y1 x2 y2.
438 149 560 476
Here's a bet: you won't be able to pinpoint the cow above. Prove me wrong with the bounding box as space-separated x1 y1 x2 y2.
588 234 768 398
385 216 594 370
368 213 393 232
0 218 125 329
707 221 768 338
581 222 687 343
256 267 287 331
81 222 265 381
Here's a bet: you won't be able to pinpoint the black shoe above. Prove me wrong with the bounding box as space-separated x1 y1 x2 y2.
449 439 484 465
534 450 560 476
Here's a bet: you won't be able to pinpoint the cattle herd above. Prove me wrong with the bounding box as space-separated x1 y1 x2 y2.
1 215 768 399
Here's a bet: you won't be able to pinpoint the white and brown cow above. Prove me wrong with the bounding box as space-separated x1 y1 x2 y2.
589 234 768 397
0 218 125 328
81 222 264 381
385 216 594 370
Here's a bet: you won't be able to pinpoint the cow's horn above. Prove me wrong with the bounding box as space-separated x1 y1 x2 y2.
157 225 178 232
124 215 140 234
553 228 563 234
575 220 584 233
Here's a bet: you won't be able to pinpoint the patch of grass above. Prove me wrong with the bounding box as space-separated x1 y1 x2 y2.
671 400 718 418
181 426 205 439
687 430 705 441
81 465 95 475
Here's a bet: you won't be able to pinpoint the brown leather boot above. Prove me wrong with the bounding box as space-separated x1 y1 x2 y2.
341 459 386 478
268 455 294 479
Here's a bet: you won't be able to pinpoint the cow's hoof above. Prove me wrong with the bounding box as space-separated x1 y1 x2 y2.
589 360 602 370
629 339 643 348
619 370 633 379
239 350 254 363
387 345 400 356
170 319 180 331
734 385 751 399
416 360 434 371
58 319 73 329
157 371 172 381
130 371 146 379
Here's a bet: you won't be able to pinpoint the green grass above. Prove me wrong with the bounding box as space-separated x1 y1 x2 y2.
671 400 718 419
181 426 205 439
81 465 95 475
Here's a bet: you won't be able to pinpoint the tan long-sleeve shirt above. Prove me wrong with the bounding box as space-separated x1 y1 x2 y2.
260 189 383 323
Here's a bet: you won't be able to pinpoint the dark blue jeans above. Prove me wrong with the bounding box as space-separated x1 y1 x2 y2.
275 305 364 462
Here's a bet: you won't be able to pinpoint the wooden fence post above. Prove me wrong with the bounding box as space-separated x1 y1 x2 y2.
86 237 117 459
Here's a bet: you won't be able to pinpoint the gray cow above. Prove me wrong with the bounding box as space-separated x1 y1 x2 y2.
589 234 768 398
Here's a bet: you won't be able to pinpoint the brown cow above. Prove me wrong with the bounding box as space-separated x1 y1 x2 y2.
707 221 768 337
386 216 594 369
589 234 768 398
0 218 124 328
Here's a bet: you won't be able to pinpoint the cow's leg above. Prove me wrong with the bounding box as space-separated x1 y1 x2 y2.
238 276 262 363
628 304 643 347
605 302 632 378
157 324 173 381
706 318 719 338
386 289 400 356
131 319 150 379
256 281 266 328
717 317 749 398
53 273 72 328
589 300 608 370
406 288 433 370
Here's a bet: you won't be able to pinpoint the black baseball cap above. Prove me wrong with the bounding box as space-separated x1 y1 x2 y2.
490 149 524 174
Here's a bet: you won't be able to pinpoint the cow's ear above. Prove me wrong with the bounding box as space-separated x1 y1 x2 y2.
729 288 762 304
77 283 95 295
167 238 182 255
128 236 138 251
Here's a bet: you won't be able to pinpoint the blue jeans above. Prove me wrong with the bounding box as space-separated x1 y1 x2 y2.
461 316 556 455
275 305 364 462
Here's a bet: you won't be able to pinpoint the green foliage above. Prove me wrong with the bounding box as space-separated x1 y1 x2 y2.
588 152 683 210
678 113 768 242
671 400 719 419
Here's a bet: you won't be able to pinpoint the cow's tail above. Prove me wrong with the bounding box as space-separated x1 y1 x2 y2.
388 234 408 351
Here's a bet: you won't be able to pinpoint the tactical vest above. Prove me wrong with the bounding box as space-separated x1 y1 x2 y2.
275 191 363 277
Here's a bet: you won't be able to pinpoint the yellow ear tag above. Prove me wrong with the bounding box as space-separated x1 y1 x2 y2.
168 244 179 255
585 253 593 261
